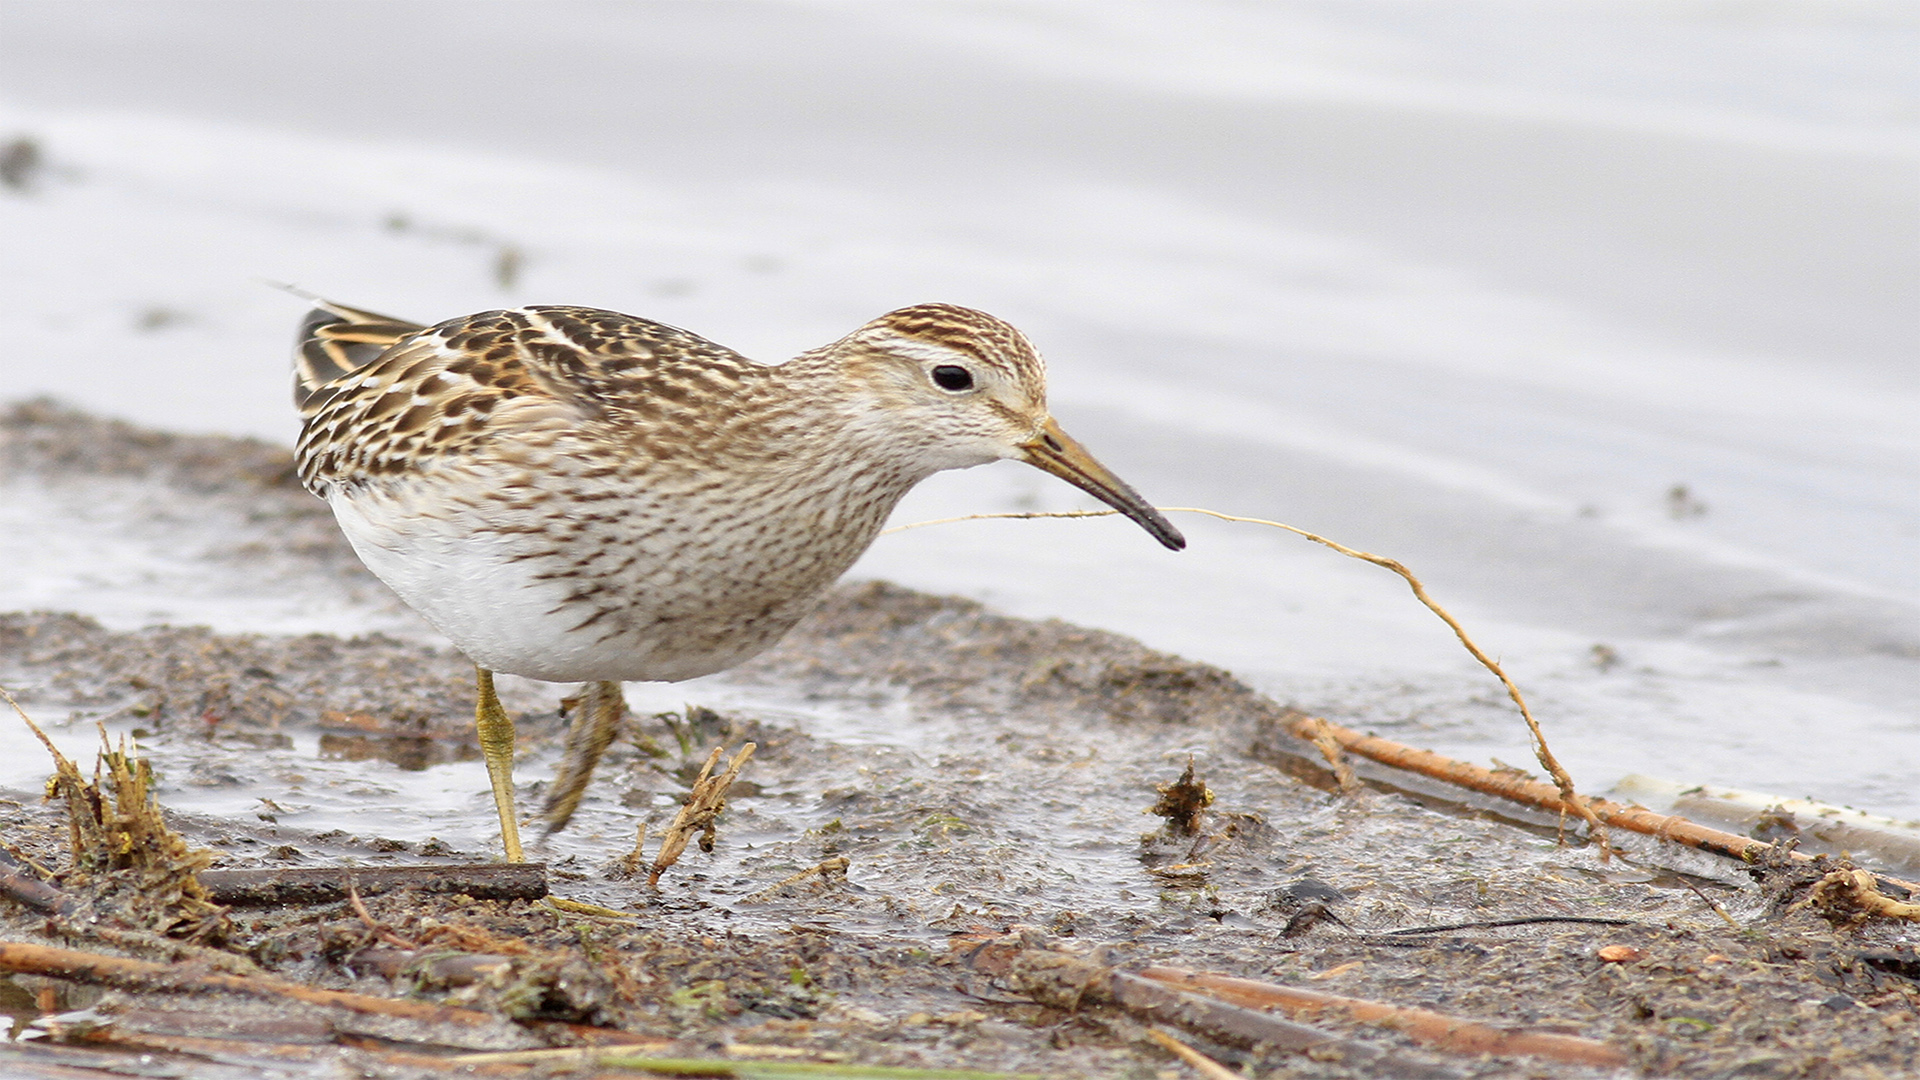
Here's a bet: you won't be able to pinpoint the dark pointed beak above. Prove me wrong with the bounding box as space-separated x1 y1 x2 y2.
1019 418 1185 551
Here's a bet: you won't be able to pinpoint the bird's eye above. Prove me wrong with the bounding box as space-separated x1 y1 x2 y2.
931 365 974 392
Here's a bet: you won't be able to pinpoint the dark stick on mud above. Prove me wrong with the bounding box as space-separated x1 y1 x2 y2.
1135 966 1628 1068
77 1027 334 1066
0 939 504 1027
75 1024 677 1074
0 848 76 915
1376 915 1640 935
198 863 549 905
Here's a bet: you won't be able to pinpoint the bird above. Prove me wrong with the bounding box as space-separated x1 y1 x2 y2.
291 299 1184 862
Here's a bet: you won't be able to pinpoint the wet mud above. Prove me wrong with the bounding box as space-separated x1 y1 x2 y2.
2 401 1918 1078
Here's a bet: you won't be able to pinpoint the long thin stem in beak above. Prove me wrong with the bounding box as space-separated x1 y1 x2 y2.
1019 418 1186 551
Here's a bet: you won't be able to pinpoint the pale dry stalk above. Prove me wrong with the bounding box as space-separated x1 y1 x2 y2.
1144 1028 1246 1079
738 856 851 905
648 742 756 887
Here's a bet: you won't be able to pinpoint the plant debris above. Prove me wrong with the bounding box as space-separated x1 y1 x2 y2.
1148 758 1214 837
641 741 756 888
5 404 1920 1077
9 698 225 943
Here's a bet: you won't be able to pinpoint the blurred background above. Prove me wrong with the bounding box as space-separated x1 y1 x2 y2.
1 2 1916 814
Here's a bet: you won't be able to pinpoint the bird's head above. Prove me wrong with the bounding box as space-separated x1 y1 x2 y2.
819 304 1185 551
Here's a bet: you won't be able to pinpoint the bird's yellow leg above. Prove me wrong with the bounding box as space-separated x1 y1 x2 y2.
474 666 525 863
475 672 631 917
540 680 627 837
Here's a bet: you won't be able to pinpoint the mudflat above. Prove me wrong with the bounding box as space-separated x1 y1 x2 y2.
2 402 1916 1078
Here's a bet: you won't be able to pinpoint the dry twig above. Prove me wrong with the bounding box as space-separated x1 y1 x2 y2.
619 820 651 876
347 882 418 949
649 742 755 887
1144 1028 1245 1079
1259 713 1920 894
738 856 851 904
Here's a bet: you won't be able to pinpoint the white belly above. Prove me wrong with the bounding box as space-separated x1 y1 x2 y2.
327 471 889 683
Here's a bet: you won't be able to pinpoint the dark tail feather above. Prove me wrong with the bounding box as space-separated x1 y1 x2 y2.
293 299 426 412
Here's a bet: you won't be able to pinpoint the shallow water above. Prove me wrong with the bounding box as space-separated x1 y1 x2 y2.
0 1 1915 820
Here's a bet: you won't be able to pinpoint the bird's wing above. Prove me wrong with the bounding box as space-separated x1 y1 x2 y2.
293 300 428 413
293 305 763 493
509 305 762 421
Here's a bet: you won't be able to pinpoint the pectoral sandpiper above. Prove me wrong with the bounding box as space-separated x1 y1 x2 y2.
292 300 1183 861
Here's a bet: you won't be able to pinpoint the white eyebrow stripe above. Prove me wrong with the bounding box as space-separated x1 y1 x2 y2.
866 330 979 367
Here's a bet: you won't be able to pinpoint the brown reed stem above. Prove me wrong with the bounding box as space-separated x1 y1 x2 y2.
1264 712 1920 896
